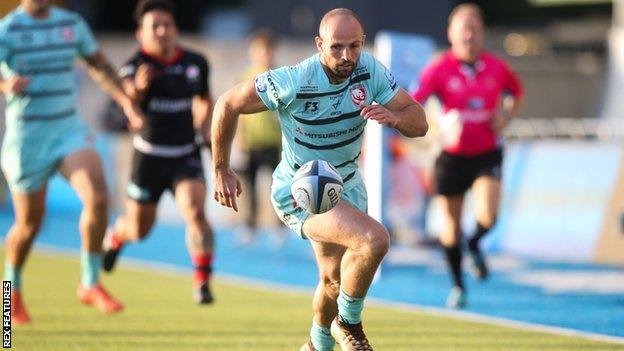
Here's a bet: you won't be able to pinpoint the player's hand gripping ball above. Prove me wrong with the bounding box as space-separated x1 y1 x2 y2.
291 160 343 214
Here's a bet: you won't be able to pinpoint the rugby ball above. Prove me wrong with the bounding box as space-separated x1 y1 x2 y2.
291 160 344 214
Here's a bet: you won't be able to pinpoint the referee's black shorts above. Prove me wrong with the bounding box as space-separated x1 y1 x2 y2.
127 148 205 203
434 148 503 197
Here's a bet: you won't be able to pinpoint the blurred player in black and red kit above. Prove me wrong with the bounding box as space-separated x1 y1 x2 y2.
412 3 523 308
102 0 216 304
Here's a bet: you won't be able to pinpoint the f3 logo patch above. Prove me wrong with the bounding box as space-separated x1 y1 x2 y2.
304 101 319 112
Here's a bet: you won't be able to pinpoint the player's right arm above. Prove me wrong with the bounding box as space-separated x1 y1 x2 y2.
211 78 268 211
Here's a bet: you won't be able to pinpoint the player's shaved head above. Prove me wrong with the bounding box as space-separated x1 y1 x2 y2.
315 8 365 83
318 8 364 39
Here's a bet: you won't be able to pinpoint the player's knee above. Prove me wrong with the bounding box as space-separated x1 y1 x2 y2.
185 205 207 227
440 230 460 247
361 225 390 259
479 215 497 229
321 277 341 299
441 223 461 246
440 235 457 248
85 191 108 214
13 221 42 240
444 217 462 233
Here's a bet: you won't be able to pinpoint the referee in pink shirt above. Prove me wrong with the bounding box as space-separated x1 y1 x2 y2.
412 3 523 308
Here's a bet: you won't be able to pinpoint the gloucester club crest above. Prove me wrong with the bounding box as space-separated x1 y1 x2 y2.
61 26 74 42
350 83 367 106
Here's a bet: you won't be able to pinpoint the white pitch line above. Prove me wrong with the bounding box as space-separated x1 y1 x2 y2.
22 243 624 345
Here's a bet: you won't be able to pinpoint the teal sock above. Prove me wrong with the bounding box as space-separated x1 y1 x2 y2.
310 321 335 351
3 261 21 291
337 289 365 324
80 251 101 288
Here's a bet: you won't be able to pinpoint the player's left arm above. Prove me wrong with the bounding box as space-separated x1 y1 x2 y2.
211 78 269 211
363 88 428 138
492 61 524 131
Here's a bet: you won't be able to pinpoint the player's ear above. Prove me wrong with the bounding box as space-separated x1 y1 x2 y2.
362 34 366 46
135 27 142 43
315 36 323 53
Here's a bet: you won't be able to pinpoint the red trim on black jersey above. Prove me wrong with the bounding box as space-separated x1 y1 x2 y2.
140 47 184 66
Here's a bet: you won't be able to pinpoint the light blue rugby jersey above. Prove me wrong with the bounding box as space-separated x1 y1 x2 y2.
0 6 98 137
255 52 399 190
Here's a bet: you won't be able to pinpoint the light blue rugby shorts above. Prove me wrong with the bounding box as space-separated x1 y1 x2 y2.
271 177 368 239
1 120 92 193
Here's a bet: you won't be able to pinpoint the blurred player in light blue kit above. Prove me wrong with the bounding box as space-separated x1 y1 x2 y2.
0 0 144 324
211 8 428 351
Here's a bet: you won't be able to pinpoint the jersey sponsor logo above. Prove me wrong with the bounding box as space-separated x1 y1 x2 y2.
255 74 268 93
61 26 74 42
384 69 398 89
296 120 365 140
332 100 341 110
331 93 343 110
185 64 200 81
447 76 464 92
467 97 485 110
166 65 184 75
350 84 367 106
147 98 193 114
304 101 319 113
456 108 494 123
300 85 319 92
353 66 367 75
266 74 285 107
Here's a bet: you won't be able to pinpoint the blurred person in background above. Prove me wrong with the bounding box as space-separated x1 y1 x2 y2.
234 29 284 244
101 0 216 304
411 3 523 308
211 8 427 350
0 0 145 323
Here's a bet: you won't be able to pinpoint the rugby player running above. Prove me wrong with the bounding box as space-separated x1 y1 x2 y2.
412 3 523 308
102 0 216 304
0 0 145 323
211 8 427 351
